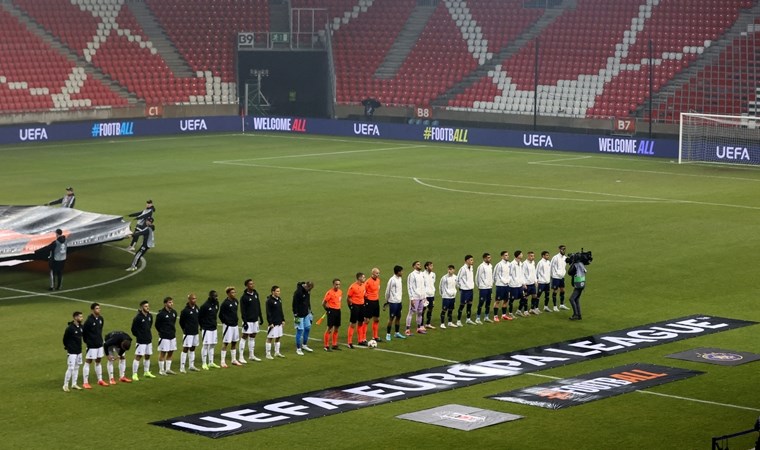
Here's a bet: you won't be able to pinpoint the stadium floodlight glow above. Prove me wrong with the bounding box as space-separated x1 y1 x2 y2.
679 112 760 165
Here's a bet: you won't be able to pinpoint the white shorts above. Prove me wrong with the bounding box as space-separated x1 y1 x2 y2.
67 353 82 368
202 329 218 346
267 324 283 339
134 343 153 356
85 347 104 360
242 321 260 334
182 334 199 348
157 338 177 352
222 325 240 343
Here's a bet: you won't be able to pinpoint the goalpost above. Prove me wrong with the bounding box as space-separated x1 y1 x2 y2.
678 113 760 165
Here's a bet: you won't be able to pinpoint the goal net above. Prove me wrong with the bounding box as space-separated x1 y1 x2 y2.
679 113 760 165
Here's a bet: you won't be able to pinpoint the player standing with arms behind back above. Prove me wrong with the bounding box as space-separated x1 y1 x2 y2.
551 245 570 311
179 293 200 373
155 296 178 375
82 303 107 389
240 279 263 362
62 311 84 392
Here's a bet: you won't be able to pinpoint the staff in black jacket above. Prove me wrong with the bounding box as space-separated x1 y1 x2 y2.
48 186 76 208
240 278 263 363
130 300 155 381
126 200 155 252
198 290 220 370
103 330 132 383
155 296 178 375
219 287 242 368
126 217 155 271
265 286 286 360
62 311 84 392
179 293 200 373
292 281 314 355
42 228 67 291
82 302 106 389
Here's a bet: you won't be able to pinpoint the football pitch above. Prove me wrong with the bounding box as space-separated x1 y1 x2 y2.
1 132 759 449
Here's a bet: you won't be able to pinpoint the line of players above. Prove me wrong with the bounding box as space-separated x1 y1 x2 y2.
61 245 572 391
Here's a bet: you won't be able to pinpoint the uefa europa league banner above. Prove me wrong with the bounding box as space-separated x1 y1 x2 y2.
153 315 755 438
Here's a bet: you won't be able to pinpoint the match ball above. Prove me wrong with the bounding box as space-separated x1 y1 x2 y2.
367 339 377 348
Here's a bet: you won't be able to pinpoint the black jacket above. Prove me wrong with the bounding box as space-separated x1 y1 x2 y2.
219 298 239 326
266 295 285 326
63 321 83 354
155 308 177 339
198 297 219 331
240 289 262 323
131 311 153 344
103 331 131 357
82 314 104 348
179 303 199 335
292 282 312 318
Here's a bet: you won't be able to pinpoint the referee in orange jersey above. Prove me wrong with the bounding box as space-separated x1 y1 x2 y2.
363 268 381 343
346 273 366 349
322 278 343 351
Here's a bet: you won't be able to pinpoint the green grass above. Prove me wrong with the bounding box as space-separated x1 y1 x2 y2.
1 132 759 449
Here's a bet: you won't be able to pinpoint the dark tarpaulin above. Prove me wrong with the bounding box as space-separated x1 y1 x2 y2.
0 206 131 263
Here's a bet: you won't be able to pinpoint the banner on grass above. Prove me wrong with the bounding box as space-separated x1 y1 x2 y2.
666 348 760 366
489 363 703 409
0 205 131 262
152 315 756 438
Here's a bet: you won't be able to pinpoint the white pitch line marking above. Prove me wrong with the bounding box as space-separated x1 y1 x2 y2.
0 245 144 301
215 144 424 163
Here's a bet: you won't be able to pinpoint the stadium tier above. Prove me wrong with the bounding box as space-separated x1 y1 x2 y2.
0 0 756 121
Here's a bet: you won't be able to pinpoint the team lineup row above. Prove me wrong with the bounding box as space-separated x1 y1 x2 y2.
60 246 581 391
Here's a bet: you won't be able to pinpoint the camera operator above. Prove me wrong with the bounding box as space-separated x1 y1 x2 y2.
567 251 591 320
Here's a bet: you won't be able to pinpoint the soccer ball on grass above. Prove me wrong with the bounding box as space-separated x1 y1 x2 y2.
367 339 377 348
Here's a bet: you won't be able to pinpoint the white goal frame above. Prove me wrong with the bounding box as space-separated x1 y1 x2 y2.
679 112 760 165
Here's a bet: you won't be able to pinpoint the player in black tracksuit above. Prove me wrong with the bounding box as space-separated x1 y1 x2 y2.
127 200 155 251
179 293 200 372
130 300 154 380
41 229 67 291
198 290 220 369
219 288 241 366
82 303 105 387
103 330 132 383
240 279 263 362
155 297 178 375
265 286 285 358
62 311 83 391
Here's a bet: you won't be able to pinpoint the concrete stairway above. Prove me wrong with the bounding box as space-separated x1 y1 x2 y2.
128 1 195 78
373 4 437 79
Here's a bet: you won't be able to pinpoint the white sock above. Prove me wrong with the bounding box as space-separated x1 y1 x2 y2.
119 359 126 378
180 352 187 369
158 360 165 373
221 350 227 364
73 363 80 385
231 347 237 363
201 346 207 365
189 352 196 367
275 342 281 354
94 364 102 382
132 360 139 375
64 368 72 387
83 363 90 384
166 360 172 372
249 338 256 358
208 347 214 364
143 359 150 373
239 339 246 359
107 360 114 379
265 342 271 355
